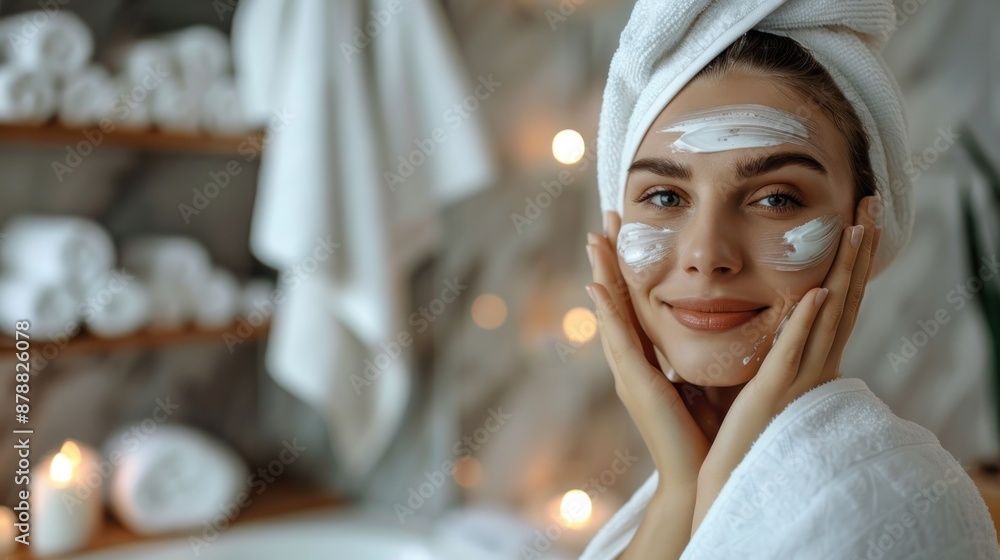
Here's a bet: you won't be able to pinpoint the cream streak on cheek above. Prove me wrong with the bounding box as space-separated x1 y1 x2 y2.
753 214 844 271
617 214 844 274
617 222 678 273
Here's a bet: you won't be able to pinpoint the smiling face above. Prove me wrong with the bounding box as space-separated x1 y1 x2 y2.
620 70 856 387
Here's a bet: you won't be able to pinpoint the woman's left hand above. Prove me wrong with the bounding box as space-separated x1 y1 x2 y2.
691 194 883 535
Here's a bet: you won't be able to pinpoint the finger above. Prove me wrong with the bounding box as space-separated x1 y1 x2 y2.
756 287 829 398
587 282 663 392
605 211 660 365
796 204 867 385
590 227 647 352
826 196 880 372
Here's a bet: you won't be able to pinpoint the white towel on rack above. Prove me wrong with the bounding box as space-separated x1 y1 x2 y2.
201 76 248 135
170 25 231 93
59 64 116 127
81 271 151 338
0 214 114 287
102 424 249 536
0 64 56 124
232 0 495 479
0 277 77 338
0 10 93 77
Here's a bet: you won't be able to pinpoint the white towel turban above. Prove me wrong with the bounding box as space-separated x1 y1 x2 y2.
597 0 912 279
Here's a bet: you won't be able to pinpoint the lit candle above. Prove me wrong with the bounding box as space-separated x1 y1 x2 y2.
542 489 618 554
0 505 16 555
31 440 103 556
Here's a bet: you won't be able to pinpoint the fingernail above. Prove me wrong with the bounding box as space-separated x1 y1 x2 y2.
587 232 601 245
851 225 864 248
585 285 595 302
602 211 609 233
816 288 829 307
870 196 881 217
586 244 594 268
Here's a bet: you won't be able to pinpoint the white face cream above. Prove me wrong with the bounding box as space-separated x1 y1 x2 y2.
657 104 815 154
617 222 678 273
617 214 843 274
753 214 844 271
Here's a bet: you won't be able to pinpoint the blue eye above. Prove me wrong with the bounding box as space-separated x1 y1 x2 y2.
753 189 805 213
634 188 686 208
633 187 806 214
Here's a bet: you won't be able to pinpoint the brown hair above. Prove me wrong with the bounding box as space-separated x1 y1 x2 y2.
693 30 877 204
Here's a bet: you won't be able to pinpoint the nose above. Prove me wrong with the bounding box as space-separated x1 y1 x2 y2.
675 208 743 278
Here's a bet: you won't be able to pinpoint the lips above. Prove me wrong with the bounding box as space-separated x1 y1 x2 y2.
666 298 767 332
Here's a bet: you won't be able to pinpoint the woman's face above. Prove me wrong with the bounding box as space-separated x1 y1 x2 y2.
620 70 856 387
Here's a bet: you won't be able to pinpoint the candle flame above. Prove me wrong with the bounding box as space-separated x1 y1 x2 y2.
59 440 83 467
559 489 593 528
50 453 74 484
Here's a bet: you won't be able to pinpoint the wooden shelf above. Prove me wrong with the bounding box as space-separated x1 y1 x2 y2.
0 321 270 360
0 122 265 156
8 484 344 558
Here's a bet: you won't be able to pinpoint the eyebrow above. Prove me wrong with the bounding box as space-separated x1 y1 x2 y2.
627 151 827 182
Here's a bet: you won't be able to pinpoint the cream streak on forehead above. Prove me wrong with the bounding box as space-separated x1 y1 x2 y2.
656 104 814 153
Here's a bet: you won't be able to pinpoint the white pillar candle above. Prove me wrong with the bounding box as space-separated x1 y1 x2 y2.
30 440 104 557
0 506 16 555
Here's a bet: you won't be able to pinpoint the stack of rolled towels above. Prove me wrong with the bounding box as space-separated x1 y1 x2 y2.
0 10 248 134
0 214 272 340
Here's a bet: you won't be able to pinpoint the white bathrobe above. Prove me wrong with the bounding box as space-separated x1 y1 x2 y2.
581 377 1000 559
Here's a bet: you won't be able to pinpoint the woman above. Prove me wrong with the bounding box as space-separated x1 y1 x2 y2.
580 1 1000 558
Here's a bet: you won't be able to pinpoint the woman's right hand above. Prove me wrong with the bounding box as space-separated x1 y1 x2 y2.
585 211 712 488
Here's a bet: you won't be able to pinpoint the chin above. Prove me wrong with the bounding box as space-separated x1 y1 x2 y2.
659 331 766 387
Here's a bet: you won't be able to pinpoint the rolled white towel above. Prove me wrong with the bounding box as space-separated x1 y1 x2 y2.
109 74 153 130
58 64 115 127
0 277 78 338
193 268 240 328
170 25 230 92
102 424 249 536
240 277 275 318
0 11 93 76
121 236 211 321
0 64 56 123
78 270 151 338
0 215 115 286
201 76 249 135
114 39 176 83
121 236 211 287
144 281 188 331
151 78 201 133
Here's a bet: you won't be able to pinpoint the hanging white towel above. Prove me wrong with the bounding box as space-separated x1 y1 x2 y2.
580 378 1000 560
231 0 495 479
